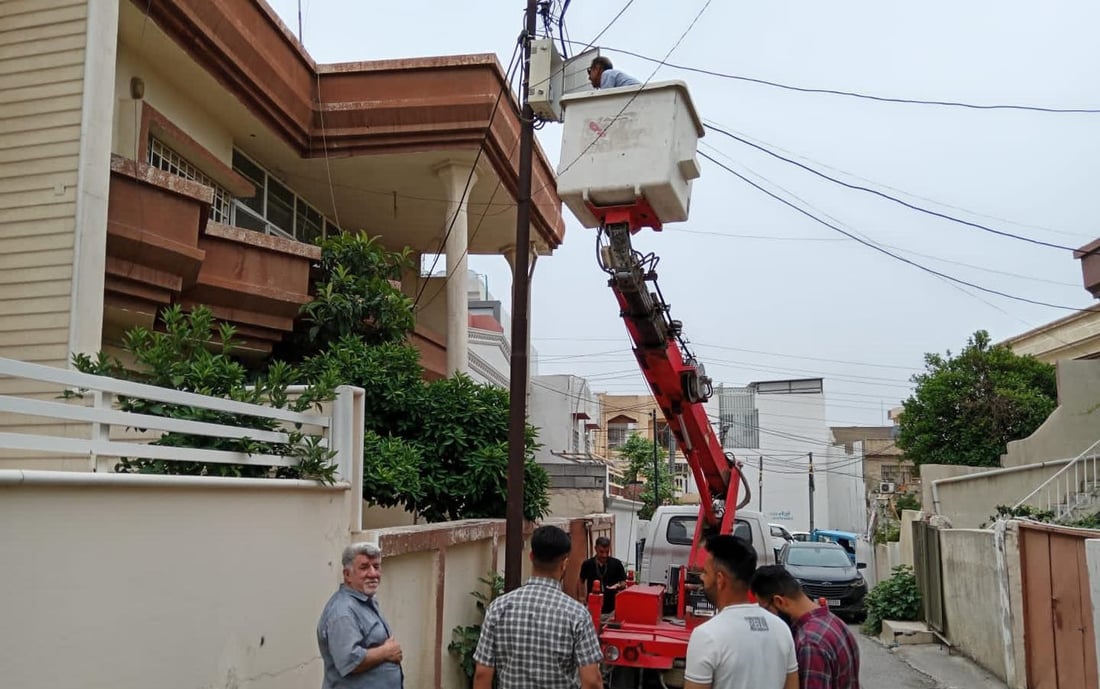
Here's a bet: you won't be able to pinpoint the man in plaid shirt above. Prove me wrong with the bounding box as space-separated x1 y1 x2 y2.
473 525 604 689
750 566 861 689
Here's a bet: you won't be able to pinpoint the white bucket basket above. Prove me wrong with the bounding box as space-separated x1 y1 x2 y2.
556 80 704 228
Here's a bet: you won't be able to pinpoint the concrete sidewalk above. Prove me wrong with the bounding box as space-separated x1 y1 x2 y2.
894 642 1009 689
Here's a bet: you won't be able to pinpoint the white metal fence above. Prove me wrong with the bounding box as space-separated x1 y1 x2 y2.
0 357 365 525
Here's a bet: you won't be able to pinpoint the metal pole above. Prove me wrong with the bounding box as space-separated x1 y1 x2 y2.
808 452 815 533
652 409 660 516
504 0 538 593
758 455 763 512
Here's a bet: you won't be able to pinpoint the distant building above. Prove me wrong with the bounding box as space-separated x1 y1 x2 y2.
708 378 865 535
1000 309 1100 363
595 393 692 498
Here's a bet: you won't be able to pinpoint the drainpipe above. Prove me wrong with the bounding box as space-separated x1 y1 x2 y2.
992 519 1018 687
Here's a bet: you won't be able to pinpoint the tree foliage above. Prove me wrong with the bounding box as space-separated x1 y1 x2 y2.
896 330 1057 468
69 305 339 482
617 432 676 520
293 233 550 522
75 232 551 521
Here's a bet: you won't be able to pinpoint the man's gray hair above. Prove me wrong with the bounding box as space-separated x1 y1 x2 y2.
595 536 612 548
342 541 382 569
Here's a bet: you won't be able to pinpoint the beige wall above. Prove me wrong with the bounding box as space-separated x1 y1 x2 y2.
548 487 606 518
0 0 117 464
1002 359 1100 467
921 464 990 513
113 37 234 165
0 475 349 689
933 461 1070 528
0 0 85 367
939 527 1026 688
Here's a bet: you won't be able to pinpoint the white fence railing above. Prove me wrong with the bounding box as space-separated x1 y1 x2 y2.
1013 437 1100 520
0 357 363 520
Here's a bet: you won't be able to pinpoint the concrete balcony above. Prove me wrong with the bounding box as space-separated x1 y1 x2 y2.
104 156 319 357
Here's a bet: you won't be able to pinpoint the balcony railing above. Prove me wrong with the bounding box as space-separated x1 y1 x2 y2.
1014 437 1100 520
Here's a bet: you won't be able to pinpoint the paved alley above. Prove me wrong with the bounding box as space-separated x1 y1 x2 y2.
856 627 1009 689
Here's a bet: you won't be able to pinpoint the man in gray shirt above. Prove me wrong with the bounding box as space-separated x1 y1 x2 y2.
317 542 403 688
588 56 641 90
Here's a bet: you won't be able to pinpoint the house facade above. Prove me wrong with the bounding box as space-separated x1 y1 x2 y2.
1 0 563 453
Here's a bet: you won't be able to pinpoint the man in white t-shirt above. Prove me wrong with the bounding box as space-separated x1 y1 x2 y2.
684 535 799 689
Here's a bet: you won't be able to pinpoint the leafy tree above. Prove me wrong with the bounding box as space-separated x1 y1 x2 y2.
617 432 675 520
294 234 551 522
897 330 1057 468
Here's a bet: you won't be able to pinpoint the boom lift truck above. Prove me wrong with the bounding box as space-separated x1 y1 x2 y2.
552 79 751 689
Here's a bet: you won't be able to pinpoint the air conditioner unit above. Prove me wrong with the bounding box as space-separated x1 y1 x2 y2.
879 482 896 494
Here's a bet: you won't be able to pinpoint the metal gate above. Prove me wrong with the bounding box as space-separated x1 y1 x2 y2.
911 520 946 633
1019 521 1099 689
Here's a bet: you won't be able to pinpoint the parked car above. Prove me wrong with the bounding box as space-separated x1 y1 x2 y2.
768 523 794 558
778 541 867 620
790 531 811 542
809 528 859 564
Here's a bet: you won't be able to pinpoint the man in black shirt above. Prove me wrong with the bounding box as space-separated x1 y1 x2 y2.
578 536 628 615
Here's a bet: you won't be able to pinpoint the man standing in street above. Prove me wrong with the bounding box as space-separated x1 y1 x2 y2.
317 542 403 689
684 535 799 689
750 565 861 689
578 536 628 616
473 525 603 689
588 56 641 89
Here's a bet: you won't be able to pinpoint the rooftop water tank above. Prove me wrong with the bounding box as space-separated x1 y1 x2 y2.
556 80 705 228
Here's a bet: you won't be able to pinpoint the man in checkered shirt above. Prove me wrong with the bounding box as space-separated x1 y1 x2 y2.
473 525 604 689
750 566 861 689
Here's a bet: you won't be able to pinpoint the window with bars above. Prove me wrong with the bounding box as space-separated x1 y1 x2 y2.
148 138 232 224
606 419 637 450
718 386 760 449
231 149 338 243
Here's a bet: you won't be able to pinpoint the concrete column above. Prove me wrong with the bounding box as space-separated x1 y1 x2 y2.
433 162 477 376
1087 539 1100 683
69 0 121 358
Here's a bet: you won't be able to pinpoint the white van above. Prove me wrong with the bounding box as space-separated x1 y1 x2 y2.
637 505 776 588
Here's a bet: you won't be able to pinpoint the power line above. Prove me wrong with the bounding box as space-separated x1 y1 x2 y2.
565 41 1100 114
697 150 1086 312
697 143 1082 333
703 122 1079 252
718 128 1092 241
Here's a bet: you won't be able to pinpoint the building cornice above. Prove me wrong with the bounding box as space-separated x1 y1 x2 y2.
132 0 564 249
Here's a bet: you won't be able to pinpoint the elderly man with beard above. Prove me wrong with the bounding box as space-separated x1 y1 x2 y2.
683 535 799 689
317 542 404 689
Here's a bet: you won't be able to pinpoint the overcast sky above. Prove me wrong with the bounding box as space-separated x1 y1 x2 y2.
267 0 1100 427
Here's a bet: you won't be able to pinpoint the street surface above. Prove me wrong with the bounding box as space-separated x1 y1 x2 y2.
855 626 1008 689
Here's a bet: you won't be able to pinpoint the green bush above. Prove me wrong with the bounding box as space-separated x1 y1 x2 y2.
862 564 921 636
448 573 504 688
895 493 921 513
873 521 900 545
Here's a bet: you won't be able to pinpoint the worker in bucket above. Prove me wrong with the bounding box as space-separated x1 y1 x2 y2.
587 56 641 89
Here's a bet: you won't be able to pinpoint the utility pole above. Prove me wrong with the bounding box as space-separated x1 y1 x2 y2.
808 452 815 533
504 0 538 593
651 409 660 516
758 456 763 512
